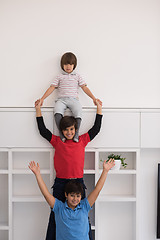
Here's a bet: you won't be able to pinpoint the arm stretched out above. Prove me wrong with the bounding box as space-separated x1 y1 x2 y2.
81 85 102 106
88 99 103 141
35 99 52 142
34 86 55 106
28 161 55 208
87 159 115 207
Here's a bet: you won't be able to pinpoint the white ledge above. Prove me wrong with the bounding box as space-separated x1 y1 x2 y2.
0 107 160 113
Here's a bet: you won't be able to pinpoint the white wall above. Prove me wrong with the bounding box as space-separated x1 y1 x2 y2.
0 0 160 108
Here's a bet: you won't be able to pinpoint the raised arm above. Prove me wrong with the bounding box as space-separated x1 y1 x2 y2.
35 99 52 142
87 159 115 207
88 100 103 141
81 85 96 104
81 85 102 106
35 99 42 117
28 161 55 208
38 85 55 106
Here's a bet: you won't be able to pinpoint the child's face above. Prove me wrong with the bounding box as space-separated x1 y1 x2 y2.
62 125 76 140
63 64 74 73
65 192 82 209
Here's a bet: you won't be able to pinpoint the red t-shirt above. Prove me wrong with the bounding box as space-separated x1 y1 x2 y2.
50 133 90 178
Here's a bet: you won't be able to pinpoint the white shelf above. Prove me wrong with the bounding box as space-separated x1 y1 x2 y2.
91 225 95 230
0 170 8 174
12 169 50 174
84 169 95 174
12 196 46 202
98 195 136 202
99 169 137 174
0 224 9 230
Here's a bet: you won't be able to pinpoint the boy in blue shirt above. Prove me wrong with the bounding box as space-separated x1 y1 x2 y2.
28 158 115 240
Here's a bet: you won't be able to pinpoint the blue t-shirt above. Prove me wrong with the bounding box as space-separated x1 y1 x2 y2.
53 198 91 240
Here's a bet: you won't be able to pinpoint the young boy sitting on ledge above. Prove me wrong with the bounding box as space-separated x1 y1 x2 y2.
28 158 115 240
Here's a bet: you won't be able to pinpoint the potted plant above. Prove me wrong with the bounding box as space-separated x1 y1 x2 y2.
107 153 127 170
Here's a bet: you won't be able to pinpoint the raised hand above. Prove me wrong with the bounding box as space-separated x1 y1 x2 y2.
28 161 40 176
103 159 115 172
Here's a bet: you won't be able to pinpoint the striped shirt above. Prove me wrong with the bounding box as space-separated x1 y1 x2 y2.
51 71 86 98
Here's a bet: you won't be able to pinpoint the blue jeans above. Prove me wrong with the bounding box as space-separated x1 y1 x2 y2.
45 177 93 240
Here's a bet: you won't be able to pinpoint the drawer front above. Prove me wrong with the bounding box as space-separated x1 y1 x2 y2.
80 112 140 148
0 111 53 147
141 113 160 148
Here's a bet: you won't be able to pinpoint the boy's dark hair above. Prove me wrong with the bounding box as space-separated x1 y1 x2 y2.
59 116 77 131
61 52 77 70
65 180 84 196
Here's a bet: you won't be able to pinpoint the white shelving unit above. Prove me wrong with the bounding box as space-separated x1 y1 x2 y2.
0 147 140 240
81 148 140 240
84 149 96 239
12 148 53 240
0 148 54 240
95 149 140 240
0 149 9 240
0 147 97 240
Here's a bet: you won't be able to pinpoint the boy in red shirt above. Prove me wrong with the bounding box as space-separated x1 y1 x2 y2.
35 99 102 240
